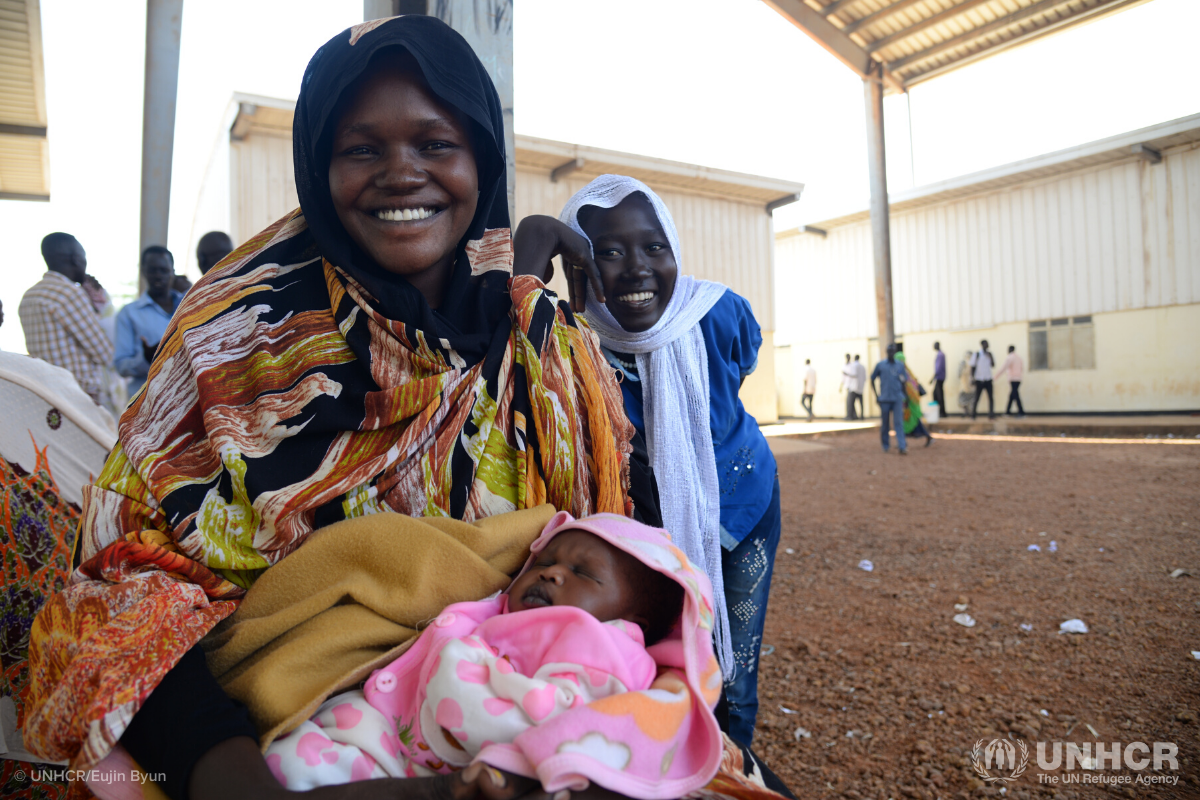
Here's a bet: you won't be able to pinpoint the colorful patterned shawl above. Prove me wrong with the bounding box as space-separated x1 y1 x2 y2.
22 209 634 770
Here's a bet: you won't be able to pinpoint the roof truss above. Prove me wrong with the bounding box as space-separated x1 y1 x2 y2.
763 0 1152 90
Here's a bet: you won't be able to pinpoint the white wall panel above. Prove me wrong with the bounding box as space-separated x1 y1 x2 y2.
776 143 1200 344
230 131 297 247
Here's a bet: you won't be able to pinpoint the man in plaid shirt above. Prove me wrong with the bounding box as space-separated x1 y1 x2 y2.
18 233 115 406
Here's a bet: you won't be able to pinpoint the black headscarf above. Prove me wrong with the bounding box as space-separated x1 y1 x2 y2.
293 15 511 358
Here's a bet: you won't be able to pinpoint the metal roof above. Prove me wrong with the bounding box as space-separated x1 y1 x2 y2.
763 0 1152 90
516 135 805 208
0 0 49 200
228 93 297 140
786 112 1200 231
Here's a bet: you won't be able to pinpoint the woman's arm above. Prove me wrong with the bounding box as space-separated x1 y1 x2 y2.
190 739 520 800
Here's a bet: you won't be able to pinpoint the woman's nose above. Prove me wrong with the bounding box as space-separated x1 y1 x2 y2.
374 147 427 191
624 251 652 277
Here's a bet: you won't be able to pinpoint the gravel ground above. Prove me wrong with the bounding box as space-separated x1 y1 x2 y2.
756 430 1200 800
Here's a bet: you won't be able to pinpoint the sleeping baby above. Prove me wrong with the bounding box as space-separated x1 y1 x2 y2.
265 511 725 799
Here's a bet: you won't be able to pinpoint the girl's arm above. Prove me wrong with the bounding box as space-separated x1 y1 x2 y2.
512 216 604 313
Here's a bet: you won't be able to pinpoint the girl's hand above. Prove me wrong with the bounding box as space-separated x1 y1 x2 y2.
512 216 604 313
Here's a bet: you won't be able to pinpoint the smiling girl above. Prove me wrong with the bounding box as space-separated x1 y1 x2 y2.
557 176 781 746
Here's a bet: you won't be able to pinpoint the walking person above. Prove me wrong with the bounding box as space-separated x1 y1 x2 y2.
801 358 816 421
851 354 866 419
957 349 974 416
995 344 1026 417
969 340 996 419
931 341 946 419
896 351 934 447
18 233 115 406
870 343 908 455
841 353 857 420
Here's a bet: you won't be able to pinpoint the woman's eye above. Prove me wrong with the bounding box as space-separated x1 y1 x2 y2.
424 141 455 152
598 249 621 258
647 244 664 253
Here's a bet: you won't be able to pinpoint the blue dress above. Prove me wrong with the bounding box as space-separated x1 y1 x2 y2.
602 290 777 548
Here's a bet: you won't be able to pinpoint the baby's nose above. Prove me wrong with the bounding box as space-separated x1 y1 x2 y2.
539 566 565 586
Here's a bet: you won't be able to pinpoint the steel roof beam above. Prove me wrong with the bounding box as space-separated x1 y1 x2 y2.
890 0 1141 78
842 0 926 36
0 123 48 137
819 0 865 18
762 0 905 90
865 0 993 54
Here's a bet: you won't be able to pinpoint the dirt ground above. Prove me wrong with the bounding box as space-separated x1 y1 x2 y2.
755 430 1200 800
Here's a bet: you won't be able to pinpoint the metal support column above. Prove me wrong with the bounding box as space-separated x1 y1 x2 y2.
864 61 895 347
139 0 184 259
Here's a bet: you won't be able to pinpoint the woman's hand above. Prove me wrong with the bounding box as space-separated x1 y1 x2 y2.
186 738 580 800
512 216 604 314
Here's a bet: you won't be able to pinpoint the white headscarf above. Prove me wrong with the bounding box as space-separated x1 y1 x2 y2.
560 175 734 678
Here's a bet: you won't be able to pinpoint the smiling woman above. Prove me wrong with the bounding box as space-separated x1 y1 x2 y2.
19 15 655 800
326 50 479 306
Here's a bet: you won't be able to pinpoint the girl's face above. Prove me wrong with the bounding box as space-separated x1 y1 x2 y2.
328 55 478 308
579 194 678 333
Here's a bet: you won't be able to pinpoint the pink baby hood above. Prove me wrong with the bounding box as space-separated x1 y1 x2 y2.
488 510 725 798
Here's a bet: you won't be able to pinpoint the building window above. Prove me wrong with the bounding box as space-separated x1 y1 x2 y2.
1029 316 1094 371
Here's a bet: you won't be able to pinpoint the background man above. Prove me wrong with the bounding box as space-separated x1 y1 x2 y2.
870 343 908 455
196 231 234 275
841 353 857 420
114 246 185 395
969 339 996 420
931 341 946 418
18 233 114 405
801 358 817 421
851 354 866 420
995 344 1026 417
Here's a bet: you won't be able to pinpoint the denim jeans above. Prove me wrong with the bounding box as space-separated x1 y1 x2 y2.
719 473 781 745
878 400 907 452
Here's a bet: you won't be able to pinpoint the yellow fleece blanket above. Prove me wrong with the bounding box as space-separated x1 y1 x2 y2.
202 505 556 747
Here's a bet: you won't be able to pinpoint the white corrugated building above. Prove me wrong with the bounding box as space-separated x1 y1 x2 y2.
775 114 1200 418
190 97 804 422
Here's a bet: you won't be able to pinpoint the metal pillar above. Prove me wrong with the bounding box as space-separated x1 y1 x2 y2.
139 0 184 260
864 62 895 347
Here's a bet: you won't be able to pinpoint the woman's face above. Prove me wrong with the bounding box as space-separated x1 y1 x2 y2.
328 56 478 307
579 194 678 333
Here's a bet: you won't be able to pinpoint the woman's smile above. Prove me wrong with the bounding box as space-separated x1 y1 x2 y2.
328 50 479 308
615 290 657 306
373 206 441 222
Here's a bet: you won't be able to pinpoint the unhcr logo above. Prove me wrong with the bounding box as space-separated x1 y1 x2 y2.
970 738 1029 783
966 738 1181 787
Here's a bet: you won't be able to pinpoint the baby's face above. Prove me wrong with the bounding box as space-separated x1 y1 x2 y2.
507 530 643 625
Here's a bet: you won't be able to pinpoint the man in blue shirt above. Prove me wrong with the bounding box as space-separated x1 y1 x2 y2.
114 246 184 396
931 341 946 419
870 343 909 454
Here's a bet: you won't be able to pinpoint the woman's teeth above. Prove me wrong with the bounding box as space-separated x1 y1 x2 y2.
374 207 436 222
617 291 656 303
